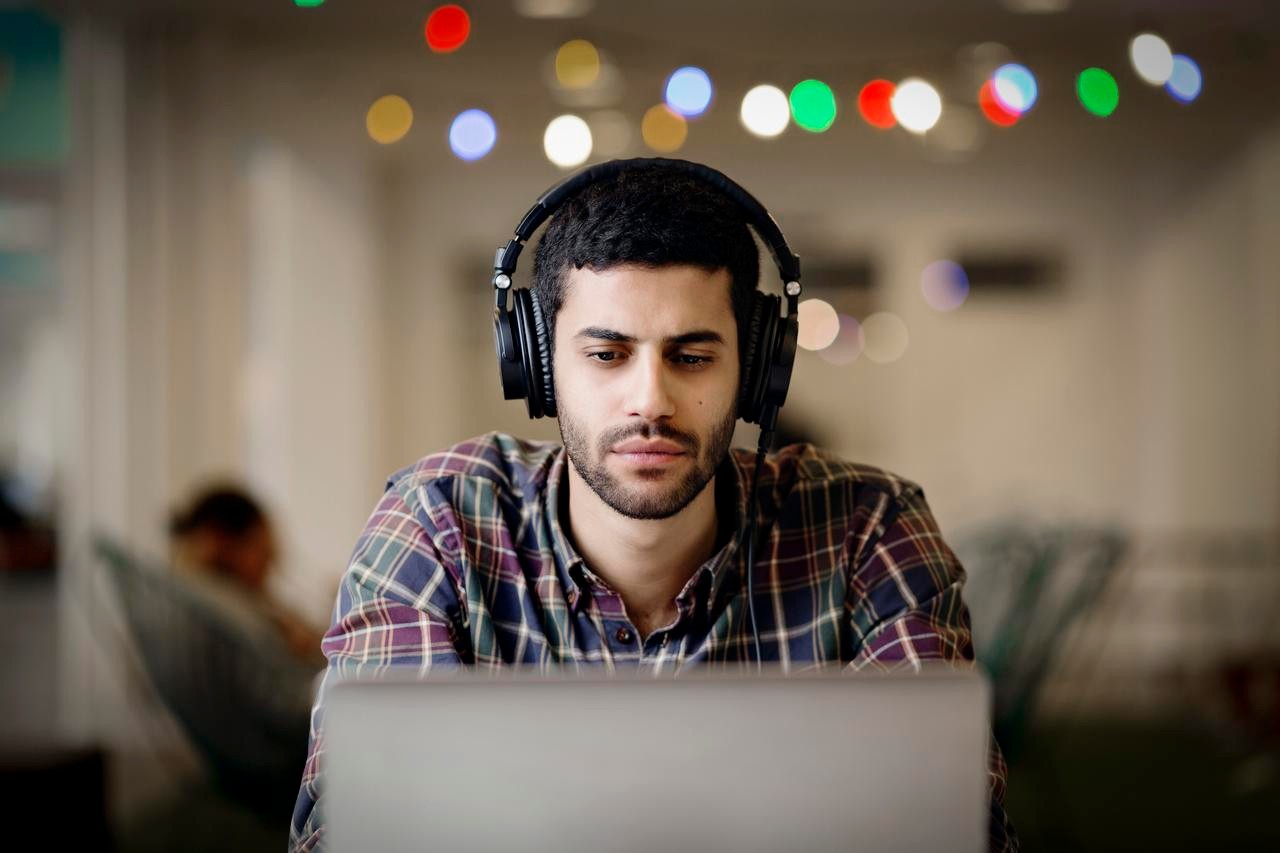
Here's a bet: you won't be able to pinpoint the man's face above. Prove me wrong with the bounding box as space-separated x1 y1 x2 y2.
553 264 740 520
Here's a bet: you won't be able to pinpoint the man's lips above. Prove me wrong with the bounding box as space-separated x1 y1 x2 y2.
611 439 688 465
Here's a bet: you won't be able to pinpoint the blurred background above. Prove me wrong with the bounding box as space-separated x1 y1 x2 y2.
1 0 1277 849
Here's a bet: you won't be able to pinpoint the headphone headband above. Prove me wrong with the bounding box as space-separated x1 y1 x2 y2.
494 157 802 288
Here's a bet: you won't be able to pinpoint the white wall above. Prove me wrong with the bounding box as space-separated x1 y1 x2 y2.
49 12 1280 768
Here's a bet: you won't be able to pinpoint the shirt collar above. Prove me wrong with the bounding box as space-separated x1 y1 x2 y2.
543 445 757 617
543 447 587 606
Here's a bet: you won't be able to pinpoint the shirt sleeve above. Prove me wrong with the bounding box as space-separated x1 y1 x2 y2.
843 485 1021 853
289 481 466 853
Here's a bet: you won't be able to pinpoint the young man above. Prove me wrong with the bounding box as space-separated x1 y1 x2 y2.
289 160 1018 851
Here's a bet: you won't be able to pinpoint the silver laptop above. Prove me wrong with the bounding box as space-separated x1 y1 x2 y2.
324 667 990 853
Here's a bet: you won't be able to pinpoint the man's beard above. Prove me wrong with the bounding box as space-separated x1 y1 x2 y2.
559 404 737 521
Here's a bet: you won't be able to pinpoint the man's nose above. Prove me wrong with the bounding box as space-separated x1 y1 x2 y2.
625 351 677 422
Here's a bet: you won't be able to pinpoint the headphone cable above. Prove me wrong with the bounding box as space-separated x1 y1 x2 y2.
744 416 774 672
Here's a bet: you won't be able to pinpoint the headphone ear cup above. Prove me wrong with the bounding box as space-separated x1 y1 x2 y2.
762 309 798 413
738 292 779 424
528 289 557 418
494 299 528 403
511 289 548 419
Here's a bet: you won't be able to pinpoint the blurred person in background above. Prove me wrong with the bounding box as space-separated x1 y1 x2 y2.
0 474 57 573
170 485 325 668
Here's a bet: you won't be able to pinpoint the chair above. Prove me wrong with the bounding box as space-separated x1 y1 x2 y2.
95 535 316 819
953 522 1128 761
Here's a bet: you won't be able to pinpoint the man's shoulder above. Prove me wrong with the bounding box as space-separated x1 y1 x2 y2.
731 442 922 504
387 431 561 498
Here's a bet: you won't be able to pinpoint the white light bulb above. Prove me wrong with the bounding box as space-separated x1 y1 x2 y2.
1130 33 1174 85
543 114 593 168
891 78 943 134
740 85 789 138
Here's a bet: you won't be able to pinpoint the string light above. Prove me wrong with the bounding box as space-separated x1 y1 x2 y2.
797 299 840 351
555 39 600 89
740 85 789 138
543 114 593 168
862 313 910 364
1077 67 1119 117
921 260 970 311
641 104 687 152
818 315 865 366
1166 55 1202 103
992 63 1037 113
857 80 896 129
664 66 714 118
449 109 497 160
979 80 1019 126
425 5 471 54
789 80 837 133
366 95 413 144
1130 33 1174 85
891 78 942 134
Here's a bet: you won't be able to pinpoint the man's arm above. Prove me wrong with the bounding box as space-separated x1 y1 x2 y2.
289 483 466 853
844 486 1020 853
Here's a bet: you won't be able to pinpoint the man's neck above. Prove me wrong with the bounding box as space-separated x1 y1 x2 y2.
564 464 721 640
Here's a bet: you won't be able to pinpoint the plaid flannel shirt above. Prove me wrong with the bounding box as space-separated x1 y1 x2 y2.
290 432 1018 851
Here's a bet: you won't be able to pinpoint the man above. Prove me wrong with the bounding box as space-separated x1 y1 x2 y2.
290 160 1018 851
170 485 324 666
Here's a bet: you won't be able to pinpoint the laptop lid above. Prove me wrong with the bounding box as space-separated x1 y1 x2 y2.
324 668 990 853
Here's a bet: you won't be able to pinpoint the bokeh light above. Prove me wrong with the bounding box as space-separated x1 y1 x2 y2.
992 63 1037 113
979 80 1019 127
740 85 789 138
818 315 865 366
514 0 593 18
923 107 985 162
1001 0 1071 11
862 313 910 364
890 78 942 134
664 66 713 118
365 95 413 144
1130 33 1174 85
797 299 840 351
921 260 970 311
857 79 897 129
555 40 600 89
789 80 837 133
641 104 687 152
543 114 592 168
425 5 471 54
1077 68 1119 117
449 109 497 161
588 110 631 156
1166 55 1202 103
293 0 325 7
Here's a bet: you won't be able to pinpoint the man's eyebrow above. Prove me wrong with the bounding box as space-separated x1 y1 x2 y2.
572 327 726 346
667 329 726 346
573 326 635 343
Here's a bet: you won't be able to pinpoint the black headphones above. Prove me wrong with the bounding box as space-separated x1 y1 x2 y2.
491 157 803 436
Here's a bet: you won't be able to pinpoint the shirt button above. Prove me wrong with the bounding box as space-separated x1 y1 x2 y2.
615 627 633 644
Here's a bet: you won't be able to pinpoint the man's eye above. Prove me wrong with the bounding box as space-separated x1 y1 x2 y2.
587 352 619 363
674 354 712 367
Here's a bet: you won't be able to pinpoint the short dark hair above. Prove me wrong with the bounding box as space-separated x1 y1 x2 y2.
170 486 267 539
531 162 760 359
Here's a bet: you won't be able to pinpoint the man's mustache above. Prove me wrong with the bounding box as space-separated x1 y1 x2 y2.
597 421 699 455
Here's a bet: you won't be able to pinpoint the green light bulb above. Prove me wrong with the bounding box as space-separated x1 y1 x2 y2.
789 80 837 133
1077 68 1119 117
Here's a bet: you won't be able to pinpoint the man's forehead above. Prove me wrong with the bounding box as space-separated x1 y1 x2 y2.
559 264 737 333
